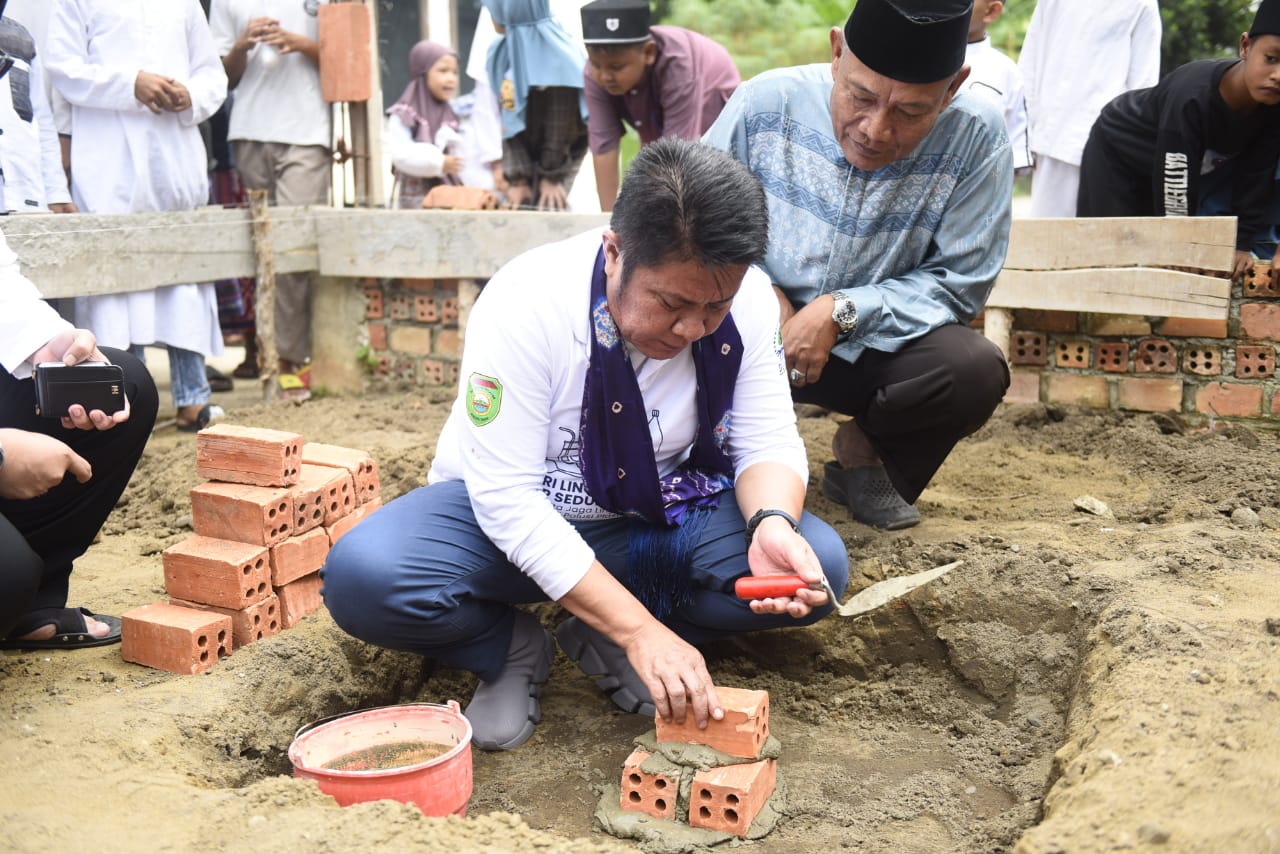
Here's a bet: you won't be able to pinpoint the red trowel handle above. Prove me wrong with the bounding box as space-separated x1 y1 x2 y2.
734 575 812 600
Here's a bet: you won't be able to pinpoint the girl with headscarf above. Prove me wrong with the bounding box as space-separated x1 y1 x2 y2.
387 41 502 208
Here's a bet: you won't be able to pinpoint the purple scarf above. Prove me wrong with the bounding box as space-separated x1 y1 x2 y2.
578 248 741 616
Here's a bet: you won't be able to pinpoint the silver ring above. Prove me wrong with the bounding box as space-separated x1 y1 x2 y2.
790 368 804 383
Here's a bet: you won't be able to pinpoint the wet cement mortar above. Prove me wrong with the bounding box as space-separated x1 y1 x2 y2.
3 390 1279 852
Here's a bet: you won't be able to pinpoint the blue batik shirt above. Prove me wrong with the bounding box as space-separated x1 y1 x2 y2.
704 64 1013 364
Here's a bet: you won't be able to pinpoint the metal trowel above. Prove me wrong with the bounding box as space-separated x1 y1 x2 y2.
734 560 961 618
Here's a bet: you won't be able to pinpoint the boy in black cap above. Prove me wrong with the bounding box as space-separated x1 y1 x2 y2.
580 0 740 211
1079 0 1280 286
706 0 1013 530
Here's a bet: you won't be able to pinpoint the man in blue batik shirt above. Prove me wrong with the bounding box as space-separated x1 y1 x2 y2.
705 0 1012 531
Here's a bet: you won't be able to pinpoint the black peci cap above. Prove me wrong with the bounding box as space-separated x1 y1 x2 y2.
1250 0 1280 38
843 0 973 84
582 0 651 45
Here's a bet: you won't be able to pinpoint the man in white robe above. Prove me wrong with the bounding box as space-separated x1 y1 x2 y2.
45 0 229 430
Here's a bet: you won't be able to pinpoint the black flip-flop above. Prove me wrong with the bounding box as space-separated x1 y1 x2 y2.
176 403 226 433
206 364 234 393
0 606 123 650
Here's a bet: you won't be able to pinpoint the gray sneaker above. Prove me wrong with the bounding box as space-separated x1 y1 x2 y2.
464 610 554 751
555 616 656 717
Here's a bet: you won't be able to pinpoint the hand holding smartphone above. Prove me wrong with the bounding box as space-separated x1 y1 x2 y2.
33 361 126 418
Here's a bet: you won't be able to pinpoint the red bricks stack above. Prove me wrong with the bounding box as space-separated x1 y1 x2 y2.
614 687 779 838
120 425 382 675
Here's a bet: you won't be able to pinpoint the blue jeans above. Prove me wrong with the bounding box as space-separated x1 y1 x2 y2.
321 481 850 682
128 345 209 408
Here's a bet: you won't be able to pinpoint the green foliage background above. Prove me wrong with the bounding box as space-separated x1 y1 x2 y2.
652 0 1256 78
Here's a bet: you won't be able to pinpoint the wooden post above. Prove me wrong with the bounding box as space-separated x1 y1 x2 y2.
248 189 278 403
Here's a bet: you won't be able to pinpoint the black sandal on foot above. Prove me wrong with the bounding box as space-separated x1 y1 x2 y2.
0 607 123 650
821 461 921 530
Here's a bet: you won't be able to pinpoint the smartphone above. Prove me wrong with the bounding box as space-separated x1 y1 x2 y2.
33 361 126 418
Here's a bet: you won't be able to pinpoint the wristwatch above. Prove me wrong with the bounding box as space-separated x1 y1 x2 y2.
0 437 5 470
831 290 858 335
744 508 800 545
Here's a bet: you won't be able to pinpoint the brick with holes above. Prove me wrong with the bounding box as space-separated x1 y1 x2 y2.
294 463 354 529
162 536 272 610
269 527 331 587
618 749 679 821
189 481 294 546
325 497 383 546
655 686 770 760
301 443 380 505
168 594 282 650
276 572 325 628
196 424 302 487
121 602 232 675
689 758 777 837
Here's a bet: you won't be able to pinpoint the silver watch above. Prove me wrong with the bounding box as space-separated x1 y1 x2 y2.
831 290 858 334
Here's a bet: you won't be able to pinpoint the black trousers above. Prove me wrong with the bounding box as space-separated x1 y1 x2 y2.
0 348 158 637
1077 130 1151 218
792 324 1009 504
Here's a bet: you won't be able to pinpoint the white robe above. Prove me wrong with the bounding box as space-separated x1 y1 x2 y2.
45 0 228 356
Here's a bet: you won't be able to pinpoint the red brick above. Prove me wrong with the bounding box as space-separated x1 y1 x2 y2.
656 686 769 759
169 594 281 650
1135 338 1177 374
1013 309 1077 333
162 536 272 609
1153 317 1229 339
1116 377 1184 412
317 2 371 101
402 277 435 291
375 354 392 376
293 462 355 528
1235 345 1276 379
441 296 460 325
326 497 383 545
392 357 417 381
364 286 384 320
1242 262 1279 298
435 278 459 292
196 424 302 487
1003 370 1041 404
1045 374 1109 409
414 295 439 323
1195 382 1263 418
435 328 462 357
1241 303 1280 341
269 527 331 586
1009 332 1048 366
121 602 232 675
1054 339 1092 369
1182 347 1222 376
1095 342 1130 373
1083 314 1151 337
302 443 380 505
619 749 678 821
421 359 445 386
276 572 324 628
387 292 412 320
189 481 293 546
389 325 432 356
367 322 387 351
689 759 777 837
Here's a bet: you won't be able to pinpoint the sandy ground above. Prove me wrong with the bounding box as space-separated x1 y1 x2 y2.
3 362 1279 853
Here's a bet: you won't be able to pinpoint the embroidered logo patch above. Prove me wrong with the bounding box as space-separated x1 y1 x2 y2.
466 373 503 426
774 325 786 375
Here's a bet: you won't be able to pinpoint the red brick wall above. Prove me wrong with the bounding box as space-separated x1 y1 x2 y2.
362 277 462 389
996 264 1279 422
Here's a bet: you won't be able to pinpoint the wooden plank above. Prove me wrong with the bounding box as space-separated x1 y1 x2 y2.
987 267 1231 319
5 207 317 298
1004 217 1236 273
313 208 610 278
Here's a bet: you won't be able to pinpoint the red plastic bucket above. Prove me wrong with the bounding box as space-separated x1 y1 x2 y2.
288 701 473 816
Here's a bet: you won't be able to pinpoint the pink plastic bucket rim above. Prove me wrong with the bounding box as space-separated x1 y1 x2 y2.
288 700 472 778
288 700 473 816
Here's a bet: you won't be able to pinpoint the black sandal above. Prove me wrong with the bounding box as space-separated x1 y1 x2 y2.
0 606 123 650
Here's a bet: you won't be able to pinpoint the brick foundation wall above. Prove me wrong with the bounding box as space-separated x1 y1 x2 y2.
362 277 463 389
990 264 1280 422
